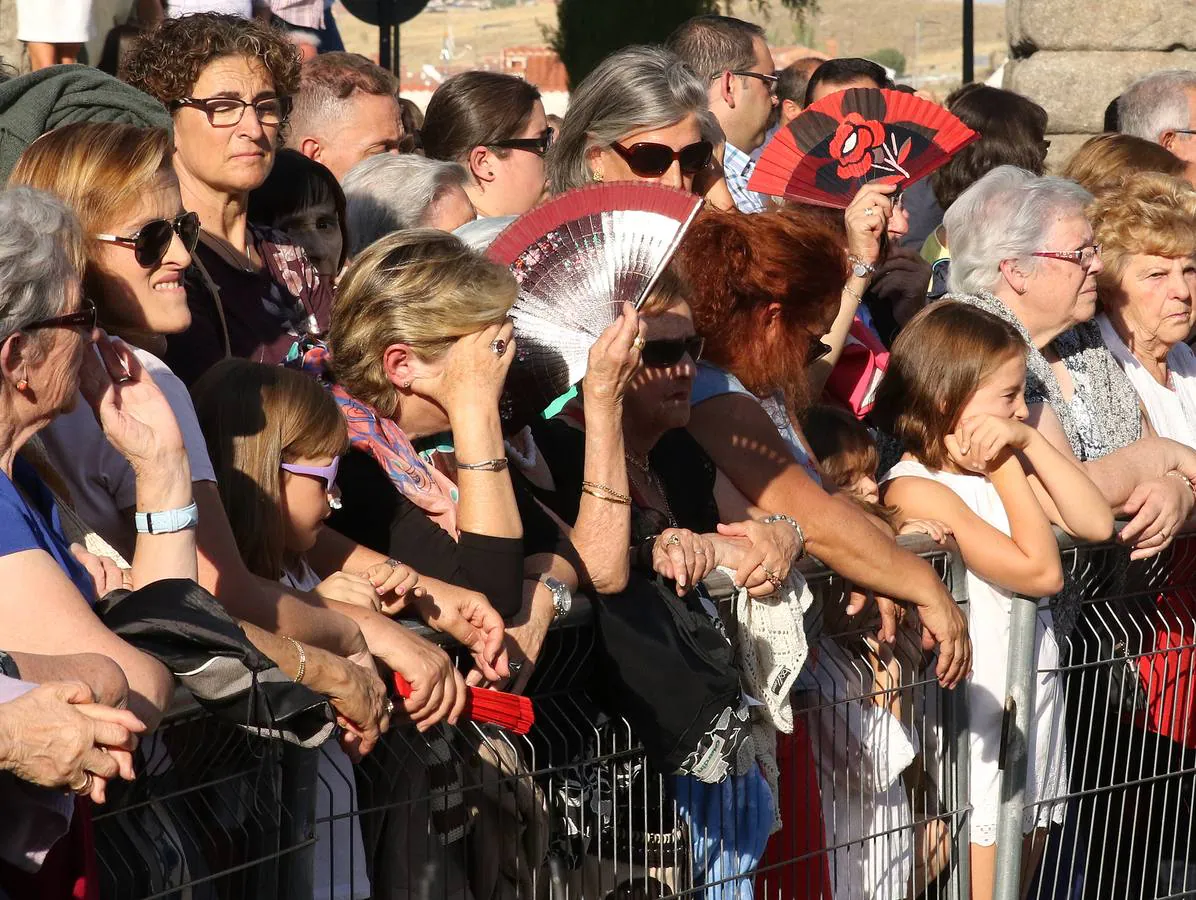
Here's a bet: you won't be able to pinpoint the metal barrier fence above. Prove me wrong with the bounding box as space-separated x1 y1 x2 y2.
90 532 1196 900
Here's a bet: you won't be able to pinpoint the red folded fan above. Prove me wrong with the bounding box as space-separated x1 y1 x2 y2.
393 673 535 735
749 87 979 209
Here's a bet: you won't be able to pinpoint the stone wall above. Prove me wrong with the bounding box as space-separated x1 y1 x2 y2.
1004 0 1196 170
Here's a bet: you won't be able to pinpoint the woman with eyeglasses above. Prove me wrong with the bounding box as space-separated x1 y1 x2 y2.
547 45 719 197
420 71 551 219
9 120 425 760
120 13 331 388
944 165 1196 561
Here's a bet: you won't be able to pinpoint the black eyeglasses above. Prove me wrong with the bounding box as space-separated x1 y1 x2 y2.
641 336 704 368
24 298 97 334
95 212 201 268
610 140 714 178
170 95 292 127
489 127 554 157
729 70 779 95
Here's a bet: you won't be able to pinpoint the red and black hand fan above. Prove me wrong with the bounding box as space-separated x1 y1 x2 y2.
486 182 703 421
393 673 535 735
749 88 979 209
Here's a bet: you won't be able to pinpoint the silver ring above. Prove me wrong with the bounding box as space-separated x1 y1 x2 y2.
489 338 507 356
385 698 395 716
864 206 876 217
385 558 400 569
693 548 705 556
508 660 524 673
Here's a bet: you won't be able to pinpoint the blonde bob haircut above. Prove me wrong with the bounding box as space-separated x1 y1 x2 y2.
1090 171 1196 287
1061 132 1185 196
330 228 516 417
9 121 174 261
191 359 349 581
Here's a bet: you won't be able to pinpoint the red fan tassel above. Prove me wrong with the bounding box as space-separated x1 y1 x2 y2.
393 673 535 735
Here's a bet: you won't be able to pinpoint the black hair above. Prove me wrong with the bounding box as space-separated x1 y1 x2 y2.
247 149 349 271
804 58 889 106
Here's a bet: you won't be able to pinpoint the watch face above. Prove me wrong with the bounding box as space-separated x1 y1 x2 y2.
852 263 870 278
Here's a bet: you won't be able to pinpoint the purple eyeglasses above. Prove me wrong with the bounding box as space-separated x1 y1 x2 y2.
280 458 342 509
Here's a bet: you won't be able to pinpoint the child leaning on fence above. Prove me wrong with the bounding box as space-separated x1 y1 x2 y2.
871 302 1115 900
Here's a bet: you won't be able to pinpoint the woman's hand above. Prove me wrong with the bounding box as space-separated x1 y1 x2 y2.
434 319 516 418
315 571 384 613
911 584 971 688
583 303 645 411
305 645 389 761
844 182 898 266
466 579 551 693
70 544 131 596
0 681 144 804
1119 475 1193 559
652 528 717 595
362 560 420 613
715 519 796 596
946 415 1033 474
79 336 187 477
412 587 508 683
898 518 954 544
372 625 467 732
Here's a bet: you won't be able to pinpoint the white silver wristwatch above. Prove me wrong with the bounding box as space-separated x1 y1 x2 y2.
541 576 573 620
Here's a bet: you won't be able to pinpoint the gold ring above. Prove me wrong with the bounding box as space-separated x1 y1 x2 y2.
665 534 682 547
71 771 94 796
632 335 645 351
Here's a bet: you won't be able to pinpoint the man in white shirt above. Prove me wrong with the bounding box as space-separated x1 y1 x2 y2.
667 15 777 213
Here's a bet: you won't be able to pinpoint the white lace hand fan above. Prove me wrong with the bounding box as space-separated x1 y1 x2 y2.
486 182 703 421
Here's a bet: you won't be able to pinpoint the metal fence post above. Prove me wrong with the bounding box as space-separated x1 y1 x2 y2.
947 547 972 900
993 594 1042 900
278 743 320 900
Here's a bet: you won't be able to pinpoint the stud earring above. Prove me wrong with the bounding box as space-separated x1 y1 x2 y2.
401 381 412 390
591 170 603 183
15 378 27 391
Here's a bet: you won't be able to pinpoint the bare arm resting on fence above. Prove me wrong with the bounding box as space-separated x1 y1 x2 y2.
688 391 972 687
4 651 129 709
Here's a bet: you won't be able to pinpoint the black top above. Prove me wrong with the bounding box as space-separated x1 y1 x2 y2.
329 448 562 619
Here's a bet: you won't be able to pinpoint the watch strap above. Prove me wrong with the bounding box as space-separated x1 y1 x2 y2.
134 502 200 535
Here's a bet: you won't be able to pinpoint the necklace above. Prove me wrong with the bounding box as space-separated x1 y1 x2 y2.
200 231 257 274
625 450 677 527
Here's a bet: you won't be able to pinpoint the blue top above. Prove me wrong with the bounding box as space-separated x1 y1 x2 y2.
0 457 95 604
691 362 822 486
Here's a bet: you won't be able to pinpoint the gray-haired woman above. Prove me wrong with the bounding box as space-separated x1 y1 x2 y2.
944 165 1196 559
0 187 189 735
342 154 476 256
547 45 731 204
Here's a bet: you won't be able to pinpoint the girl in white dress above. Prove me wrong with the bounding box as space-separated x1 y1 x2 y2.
873 302 1114 900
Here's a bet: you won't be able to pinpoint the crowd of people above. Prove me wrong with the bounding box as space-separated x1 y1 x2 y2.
2 6 1196 900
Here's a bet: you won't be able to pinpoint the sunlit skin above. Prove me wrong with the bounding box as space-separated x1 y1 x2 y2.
298 92 403 183
1010 214 1103 345
425 184 476 232
1102 252 1196 385
280 454 340 554
465 100 550 217
589 113 704 192
945 352 1031 475
808 75 883 105
90 173 194 348
23 280 96 422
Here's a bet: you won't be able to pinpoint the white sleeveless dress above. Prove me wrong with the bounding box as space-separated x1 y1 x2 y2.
883 459 1067 845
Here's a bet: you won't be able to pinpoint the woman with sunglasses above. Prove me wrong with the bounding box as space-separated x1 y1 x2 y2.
120 13 332 388
421 71 551 219
10 122 454 761
548 45 717 196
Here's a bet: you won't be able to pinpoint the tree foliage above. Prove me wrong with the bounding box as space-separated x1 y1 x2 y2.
549 0 817 87
867 47 907 76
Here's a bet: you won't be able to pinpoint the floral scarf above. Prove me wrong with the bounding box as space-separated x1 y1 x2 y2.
295 344 459 537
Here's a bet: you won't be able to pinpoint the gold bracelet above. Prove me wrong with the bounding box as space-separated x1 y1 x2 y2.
582 480 632 505
284 636 306 684
843 285 863 302
1166 470 1196 501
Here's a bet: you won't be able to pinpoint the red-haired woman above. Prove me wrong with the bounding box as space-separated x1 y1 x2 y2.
676 209 970 899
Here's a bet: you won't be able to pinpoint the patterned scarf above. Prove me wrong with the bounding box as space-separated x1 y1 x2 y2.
296 344 459 537
948 291 1142 461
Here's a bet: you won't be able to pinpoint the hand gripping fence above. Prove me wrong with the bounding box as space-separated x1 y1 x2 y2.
87 528 1196 899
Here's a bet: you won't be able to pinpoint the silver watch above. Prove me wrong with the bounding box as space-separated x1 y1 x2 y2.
541 576 573 619
847 254 876 279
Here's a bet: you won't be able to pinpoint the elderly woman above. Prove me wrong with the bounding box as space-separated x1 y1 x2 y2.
1090 173 1196 447
121 13 330 387
944 165 1196 559
0 186 182 736
1062 133 1187 195
547 45 719 197
420 71 550 219
342 154 476 256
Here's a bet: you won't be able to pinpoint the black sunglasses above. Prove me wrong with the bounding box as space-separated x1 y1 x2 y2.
24 297 98 334
641 336 704 368
611 140 714 178
809 335 832 362
489 127 554 157
94 212 201 268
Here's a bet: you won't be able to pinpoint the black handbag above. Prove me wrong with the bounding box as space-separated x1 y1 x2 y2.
94 578 336 747
589 572 748 783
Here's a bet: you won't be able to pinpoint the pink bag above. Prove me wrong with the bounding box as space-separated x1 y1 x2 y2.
824 317 890 419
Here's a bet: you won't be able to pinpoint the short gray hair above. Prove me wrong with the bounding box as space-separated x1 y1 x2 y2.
0 187 83 341
342 154 469 256
1118 70 1196 142
665 14 764 83
945 165 1092 296
547 45 709 194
